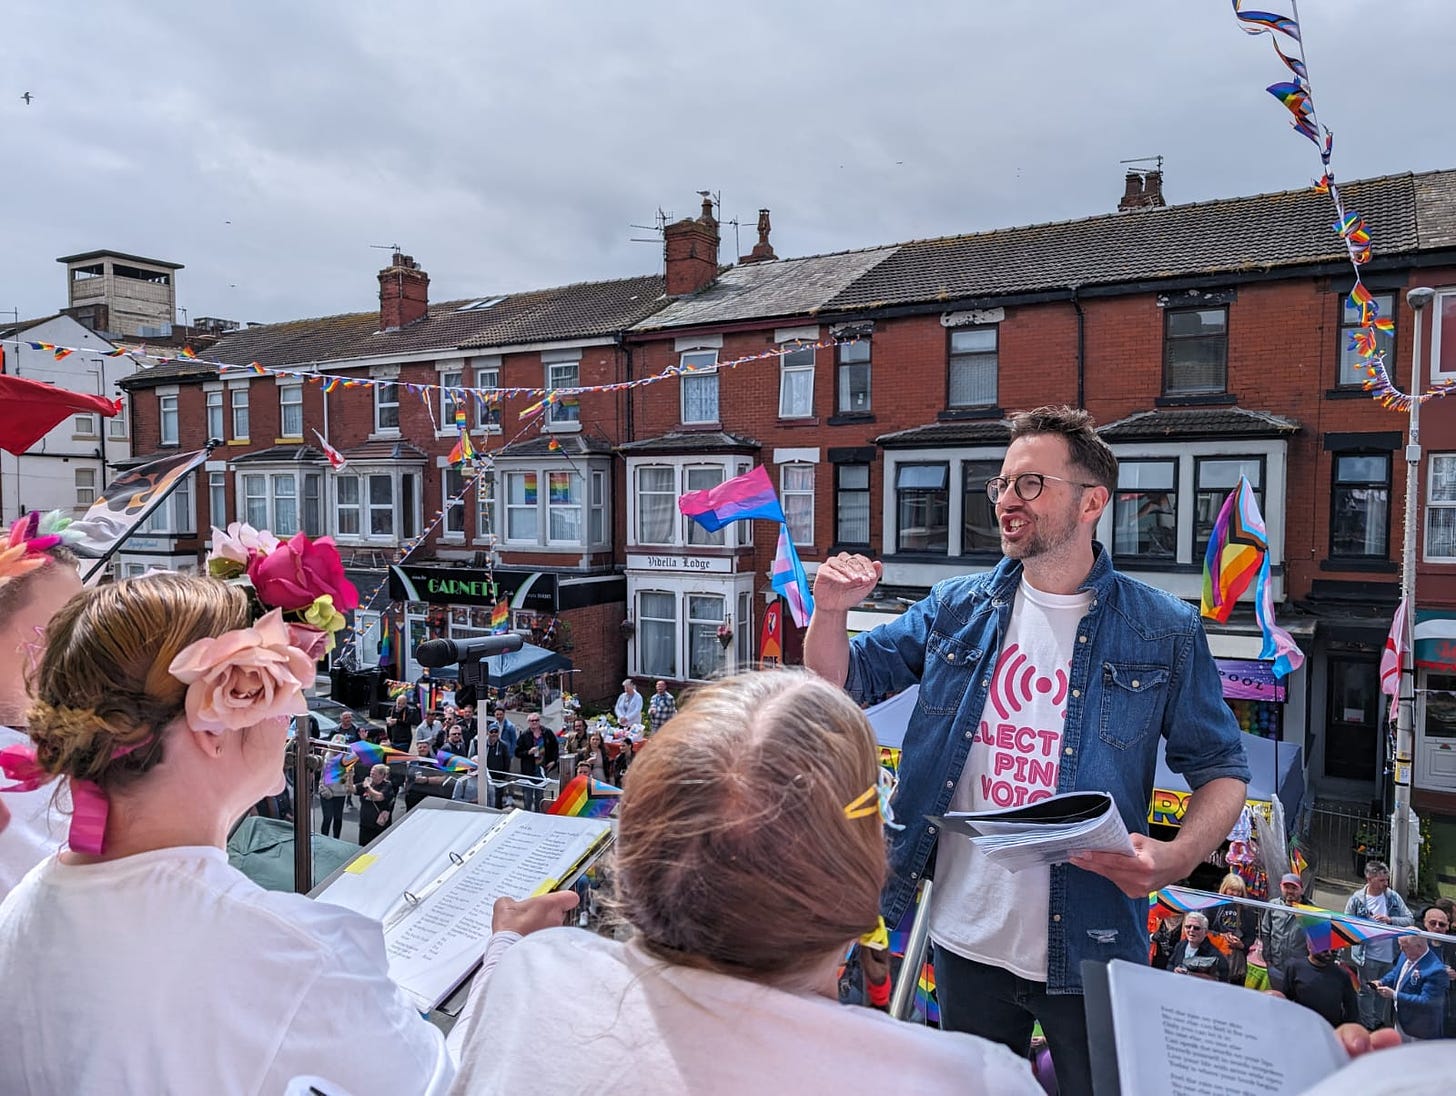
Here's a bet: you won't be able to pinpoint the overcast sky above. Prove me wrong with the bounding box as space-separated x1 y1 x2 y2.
5 1 1453 328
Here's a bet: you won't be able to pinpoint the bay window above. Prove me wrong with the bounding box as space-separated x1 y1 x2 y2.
505 472 540 542
637 591 677 678
333 467 421 542
547 471 584 543
687 594 727 680
684 466 725 547
896 463 949 553
961 461 1001 552
637 466 676 545
1194 458 1262 560
1114 459 1178 560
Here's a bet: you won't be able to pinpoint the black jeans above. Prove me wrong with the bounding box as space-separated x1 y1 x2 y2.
933 945 1094 1096
319 794 345 839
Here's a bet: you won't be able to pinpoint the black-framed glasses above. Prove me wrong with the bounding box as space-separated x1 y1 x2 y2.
985 472 1098 503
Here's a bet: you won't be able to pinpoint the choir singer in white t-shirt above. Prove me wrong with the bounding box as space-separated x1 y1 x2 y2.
0 572 572 1095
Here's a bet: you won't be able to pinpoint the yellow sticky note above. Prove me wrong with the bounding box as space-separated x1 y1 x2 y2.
345 853 378 875
530 877 558 897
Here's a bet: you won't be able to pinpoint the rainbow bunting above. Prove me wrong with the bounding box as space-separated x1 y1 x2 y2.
547 774 620 819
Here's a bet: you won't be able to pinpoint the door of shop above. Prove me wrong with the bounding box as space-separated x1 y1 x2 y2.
1324 655 1381 782
1417 673 1456 792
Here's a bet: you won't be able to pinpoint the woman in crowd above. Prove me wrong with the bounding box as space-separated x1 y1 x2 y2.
0 513 81 898
0 571 570 1094
317 734 351 839
1209 871 1259 986
583 729 612 785
449 669 1044 1094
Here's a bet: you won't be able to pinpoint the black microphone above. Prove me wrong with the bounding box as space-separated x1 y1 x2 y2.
414 633 524 668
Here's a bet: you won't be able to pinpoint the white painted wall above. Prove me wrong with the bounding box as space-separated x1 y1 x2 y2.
0 315 139 524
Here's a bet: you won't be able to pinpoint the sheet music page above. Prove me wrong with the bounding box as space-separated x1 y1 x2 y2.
312 807 498 922
382 811 610 1010
1107 961 1346 1095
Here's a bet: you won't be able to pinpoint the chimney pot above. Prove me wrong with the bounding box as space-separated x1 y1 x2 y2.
663 194 722 296
1118 169 1166 212
739 208 778 265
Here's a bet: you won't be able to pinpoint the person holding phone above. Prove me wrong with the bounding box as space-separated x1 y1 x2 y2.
358 763 396 845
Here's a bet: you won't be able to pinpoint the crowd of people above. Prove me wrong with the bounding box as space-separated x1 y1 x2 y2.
0 405 1451 1094
1149 865 1454 1041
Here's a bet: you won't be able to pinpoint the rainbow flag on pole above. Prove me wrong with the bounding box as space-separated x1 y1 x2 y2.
547 774 621 818
435 750 477 773
490 602 510 633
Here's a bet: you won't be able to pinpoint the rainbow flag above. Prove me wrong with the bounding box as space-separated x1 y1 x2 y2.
1200 476 1263 622
547 774 621 819
448 430 476 464
914 961 940 1024
678 464 785 532
490 602 510 633
321 740 413 784
436 750 477 772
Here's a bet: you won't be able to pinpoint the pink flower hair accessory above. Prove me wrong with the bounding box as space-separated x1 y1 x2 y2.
168 608 316 734
0 511 78 588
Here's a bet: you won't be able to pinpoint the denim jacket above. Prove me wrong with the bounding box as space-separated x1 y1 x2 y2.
845 544 1249 993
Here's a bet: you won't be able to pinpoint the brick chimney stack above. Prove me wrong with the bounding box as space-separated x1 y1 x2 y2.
739 208 778 265
663 194 720 296
1118 169 1167 212
378 252 430 331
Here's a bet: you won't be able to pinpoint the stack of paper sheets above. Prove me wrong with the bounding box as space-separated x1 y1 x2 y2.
931 791 1134 872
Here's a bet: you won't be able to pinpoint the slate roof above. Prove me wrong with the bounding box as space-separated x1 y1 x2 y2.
493 433 615 459
230 445 328 464
341 440 430 462
1097 408 1302 441
876 420 1011 448
633 249 899 332
616 430 762 454
130 274 668 385
828 170 1455 311
120 359 219 389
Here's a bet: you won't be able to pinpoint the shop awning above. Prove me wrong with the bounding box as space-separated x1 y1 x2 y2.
1416 609 1456 672
427 641 572 690
1151 732 1303 832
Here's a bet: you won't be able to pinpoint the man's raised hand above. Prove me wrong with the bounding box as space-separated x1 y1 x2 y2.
813 553 883 612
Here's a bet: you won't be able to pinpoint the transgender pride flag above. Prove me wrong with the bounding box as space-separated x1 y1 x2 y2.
772 525 815 628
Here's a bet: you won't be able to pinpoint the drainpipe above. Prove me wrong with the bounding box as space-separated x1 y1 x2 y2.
1071 286 1086 409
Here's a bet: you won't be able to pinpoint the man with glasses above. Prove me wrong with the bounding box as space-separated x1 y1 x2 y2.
805 405 1248 1095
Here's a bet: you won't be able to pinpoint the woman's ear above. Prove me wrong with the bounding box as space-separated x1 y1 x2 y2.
185 727 226 760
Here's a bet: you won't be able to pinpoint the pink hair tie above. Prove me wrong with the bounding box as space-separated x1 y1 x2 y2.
0 737 150 856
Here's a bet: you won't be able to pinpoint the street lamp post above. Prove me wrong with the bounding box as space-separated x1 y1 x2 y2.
1392 286 1434 896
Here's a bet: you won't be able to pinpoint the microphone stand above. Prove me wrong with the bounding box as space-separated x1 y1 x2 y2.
292 714 315 893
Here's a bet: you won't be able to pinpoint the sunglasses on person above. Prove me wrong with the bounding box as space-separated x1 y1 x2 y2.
985 472 1098 504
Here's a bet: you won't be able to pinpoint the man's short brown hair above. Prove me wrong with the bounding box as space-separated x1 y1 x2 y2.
1007 406 1117 495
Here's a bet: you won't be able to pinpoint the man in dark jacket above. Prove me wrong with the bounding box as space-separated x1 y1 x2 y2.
1167 913 1229 982
384 694 419 753
514 714 558 811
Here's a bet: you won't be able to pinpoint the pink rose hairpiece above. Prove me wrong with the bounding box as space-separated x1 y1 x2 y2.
0 511 78 588
166 524 360 732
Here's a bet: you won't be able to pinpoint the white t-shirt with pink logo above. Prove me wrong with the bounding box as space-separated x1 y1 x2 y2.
928 579 1090 981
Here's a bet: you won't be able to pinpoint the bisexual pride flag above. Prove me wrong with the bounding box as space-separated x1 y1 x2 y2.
678 464 785 532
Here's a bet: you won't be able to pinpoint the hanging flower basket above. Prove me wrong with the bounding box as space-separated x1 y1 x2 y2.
716 623 734 648
619 618 636 639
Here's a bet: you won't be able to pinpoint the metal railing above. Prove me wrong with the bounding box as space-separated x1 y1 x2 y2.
1303 800 1390 883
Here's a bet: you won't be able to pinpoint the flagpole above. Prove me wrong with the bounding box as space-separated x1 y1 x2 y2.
79 440 218 584
1392 287 1434 897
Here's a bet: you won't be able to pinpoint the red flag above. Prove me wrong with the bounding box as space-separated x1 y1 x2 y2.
0 374 122 455
760 601 782 661
311 430 347 471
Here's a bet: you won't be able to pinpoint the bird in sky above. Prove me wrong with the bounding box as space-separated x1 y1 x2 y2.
21 92 33 105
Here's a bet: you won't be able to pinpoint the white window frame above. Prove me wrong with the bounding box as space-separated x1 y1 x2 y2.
636 590 678 679
108 399 128 439
778 343 816 419
628 456 749 550
75 467 97 506
948 326 998 408
687 592 728 681
781 462 815 546
237 467 323 537
374 382 400 433
73 413 96 436
545 360 581 430
680 349 720 425
474 362 502 432
208 471 226 528
159 393 179 446
442 466 468 539
684 464 727 547
241 472 268 528
205 388 224 442
1427 452 1456 562
635 464 677 546
331 465 421 544
504 471 540 544
1433 289 1456 385
144 472 194 534
279 383 304 439
590 470 607 546
545 470 584 544
439 368 464 430
230 385 250 440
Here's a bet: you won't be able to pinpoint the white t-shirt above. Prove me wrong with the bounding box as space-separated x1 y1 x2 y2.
1363 891 1395 963
1299 1042 1452 1096
0 724 68 900
449 928 1042 1095
929 580 1090 980
0 846 452 1095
